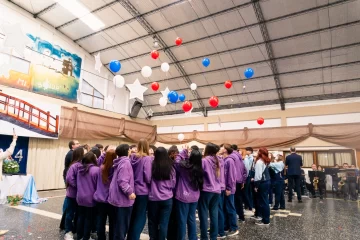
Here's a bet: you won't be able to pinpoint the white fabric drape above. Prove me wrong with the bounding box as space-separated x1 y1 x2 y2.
335 152 352 166
27 137 131 190
317 153 335 167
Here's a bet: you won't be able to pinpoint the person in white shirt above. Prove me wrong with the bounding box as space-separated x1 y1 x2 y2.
269 156 285 210
0 132 17 236
243 147 254 211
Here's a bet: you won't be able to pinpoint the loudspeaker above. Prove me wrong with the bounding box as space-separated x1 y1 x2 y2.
129 100 143 118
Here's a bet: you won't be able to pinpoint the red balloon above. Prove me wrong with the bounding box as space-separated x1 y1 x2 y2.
175 37 183 46
151 50 159 60
151 82 159 91
257 117 264 125
209 96 219 108
182 101 192 112
224 80 232 89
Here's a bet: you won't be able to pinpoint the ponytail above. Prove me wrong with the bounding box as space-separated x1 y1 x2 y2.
214 155 220 178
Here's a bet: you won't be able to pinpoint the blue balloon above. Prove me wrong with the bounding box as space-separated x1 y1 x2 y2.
109 60 121 73
244 68 254 79
168 91 179 103
179 94 186 102
202 58 210 67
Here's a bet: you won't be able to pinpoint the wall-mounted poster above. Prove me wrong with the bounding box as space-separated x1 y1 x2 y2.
0 34 82 102
0 135 29 175
0 90 60 139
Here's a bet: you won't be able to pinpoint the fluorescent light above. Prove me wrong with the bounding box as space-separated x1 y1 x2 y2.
55 0 105 31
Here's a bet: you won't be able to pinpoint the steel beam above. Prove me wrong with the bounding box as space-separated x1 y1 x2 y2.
152 91 360 116
143 77 360 108
252 0 285 110
87 0 352 55
117 0 206 116
33 3 57 18
118 20 360 75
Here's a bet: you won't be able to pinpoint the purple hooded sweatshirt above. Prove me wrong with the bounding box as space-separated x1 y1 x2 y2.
108 156 135 207
76 164 99 207
97 152 106 166
130 154 152 195
93 164 114 203
219 156 225 191
202 156 221 194
149 167 176 201
224 155 237 194
174 149 200 203
65 162 81 199
231 151 247 184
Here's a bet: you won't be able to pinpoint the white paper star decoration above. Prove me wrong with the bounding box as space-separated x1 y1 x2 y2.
126 79 148 101
161 87 170 98
147 109 154 116
3 23 28 57
94 53 102 73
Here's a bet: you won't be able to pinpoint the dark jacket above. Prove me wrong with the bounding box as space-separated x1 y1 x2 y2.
285 153 303 176
63 150 73 182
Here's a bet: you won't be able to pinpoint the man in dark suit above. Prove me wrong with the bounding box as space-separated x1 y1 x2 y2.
285 147 303 203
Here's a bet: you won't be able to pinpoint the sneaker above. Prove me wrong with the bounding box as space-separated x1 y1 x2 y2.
271 208 279 211
90 232 98 240
217 235 226 239
298 200 303 203
250 215 262 221
255 222 270 226
238 219 245 224
287 199 292 202
226 230 239 237
0 230 9 236
224 229 229 233
64 232 74 240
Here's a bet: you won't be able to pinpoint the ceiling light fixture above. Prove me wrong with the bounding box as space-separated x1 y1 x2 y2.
54 0 105 31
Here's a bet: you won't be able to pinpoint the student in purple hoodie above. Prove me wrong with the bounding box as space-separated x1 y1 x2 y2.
108 144 136 240
148 147 176 240
198 143 222 240
231 144 247 223
93 149 117 240
64 147 85 240
127 139 152 240
220 144 238 237
174 146 203 240
74 152 99 240
217 146 226 239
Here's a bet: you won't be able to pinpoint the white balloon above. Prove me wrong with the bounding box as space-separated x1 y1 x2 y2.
178 133 185 141
190 83 197 90
159 97 167 107
141 66 152 78
161 62 170 72
114 75 125 88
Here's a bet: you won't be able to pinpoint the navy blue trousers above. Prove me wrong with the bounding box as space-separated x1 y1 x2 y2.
127 195 148 240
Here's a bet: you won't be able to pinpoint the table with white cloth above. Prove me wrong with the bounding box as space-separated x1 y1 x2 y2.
0 174 32 204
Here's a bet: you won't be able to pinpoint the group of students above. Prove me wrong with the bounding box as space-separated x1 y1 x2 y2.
60 139 286 240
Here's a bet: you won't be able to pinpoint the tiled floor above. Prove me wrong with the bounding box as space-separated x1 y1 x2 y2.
0 190 359 240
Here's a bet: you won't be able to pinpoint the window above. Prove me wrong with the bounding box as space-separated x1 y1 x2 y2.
285 152 314 167
80 79 104 109
316 151 354 167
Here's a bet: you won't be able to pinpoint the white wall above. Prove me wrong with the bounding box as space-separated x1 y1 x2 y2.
157 124 205 134
287 113 360 126
208 118 282 131
0 0 129 115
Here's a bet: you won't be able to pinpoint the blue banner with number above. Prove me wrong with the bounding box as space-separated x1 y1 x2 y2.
0 135 29 175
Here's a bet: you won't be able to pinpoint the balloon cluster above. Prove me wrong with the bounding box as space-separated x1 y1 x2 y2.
109 60 121 73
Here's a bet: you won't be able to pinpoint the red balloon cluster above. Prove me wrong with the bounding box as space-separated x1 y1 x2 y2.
182 101 192 112
209 96 219 108
224 80 232 89
257 117 264 125
151 82 159 91
151 50 159 60
175 37 182 46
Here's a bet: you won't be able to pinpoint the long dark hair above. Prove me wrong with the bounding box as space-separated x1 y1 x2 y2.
70 147 85 165
152 147 174 181
256 147 271 165
101 149 117 184
204 143 220 178
81 152 97 173
188 150 204 190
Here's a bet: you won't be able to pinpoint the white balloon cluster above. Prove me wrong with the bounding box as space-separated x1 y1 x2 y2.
159 97 167 107
113 75 125 88
141 66 152 78
190 83 197 90
178 133 185 141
